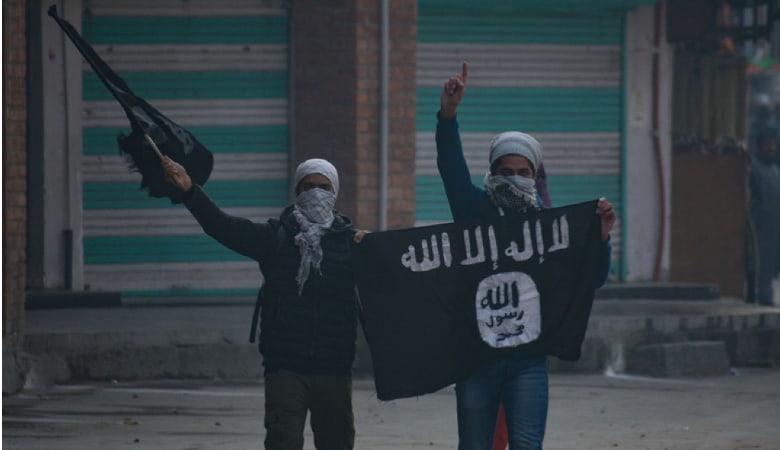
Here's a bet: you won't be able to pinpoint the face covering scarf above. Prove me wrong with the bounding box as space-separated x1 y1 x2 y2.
292 188 337 295
483 174 538 213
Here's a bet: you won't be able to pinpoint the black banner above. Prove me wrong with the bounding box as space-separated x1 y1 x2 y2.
355 200 603 401
48 5 213 201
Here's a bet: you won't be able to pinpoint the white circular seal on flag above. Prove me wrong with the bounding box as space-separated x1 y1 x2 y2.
475 272 541 348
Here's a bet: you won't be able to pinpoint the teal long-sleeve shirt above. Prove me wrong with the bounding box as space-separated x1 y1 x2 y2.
435 114 612 287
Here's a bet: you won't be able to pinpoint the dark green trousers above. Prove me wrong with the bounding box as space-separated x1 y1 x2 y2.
264 369 355 450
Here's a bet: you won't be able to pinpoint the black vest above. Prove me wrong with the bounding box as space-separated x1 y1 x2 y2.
258 208 357 376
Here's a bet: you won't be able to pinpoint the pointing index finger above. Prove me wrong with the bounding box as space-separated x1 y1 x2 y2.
462 61 468 82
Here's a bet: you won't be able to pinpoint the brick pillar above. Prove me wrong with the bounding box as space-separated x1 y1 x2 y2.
3 0 29 394
291 0 360 219
291 0 417 230
383 0 417 230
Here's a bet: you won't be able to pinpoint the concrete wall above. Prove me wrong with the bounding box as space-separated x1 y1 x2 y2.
26 0 84 291
624 4 674 282
290 0 417 231
3 0 29 394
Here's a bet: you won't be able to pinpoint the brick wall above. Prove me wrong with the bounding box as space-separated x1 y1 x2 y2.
291 0 360 218
354 0 380 229
383 0 417 230
3 0 28 394
291 0 417 231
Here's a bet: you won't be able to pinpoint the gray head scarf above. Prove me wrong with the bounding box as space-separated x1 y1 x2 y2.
292 159 339 295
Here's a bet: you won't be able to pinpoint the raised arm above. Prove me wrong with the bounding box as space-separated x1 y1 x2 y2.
436 62 485 221
162 156 274 262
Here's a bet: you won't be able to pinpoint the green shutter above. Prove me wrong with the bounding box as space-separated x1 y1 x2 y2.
80 0 290 302
416 2 626 279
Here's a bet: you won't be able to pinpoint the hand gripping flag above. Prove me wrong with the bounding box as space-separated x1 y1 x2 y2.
48 5 213 202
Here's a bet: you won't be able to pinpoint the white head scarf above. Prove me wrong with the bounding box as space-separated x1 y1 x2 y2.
488 131 542 174
294 158 339 196
292 159 339 295
484 131 544 212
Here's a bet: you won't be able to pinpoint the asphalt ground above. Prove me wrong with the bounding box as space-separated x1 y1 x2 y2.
4 367 780 450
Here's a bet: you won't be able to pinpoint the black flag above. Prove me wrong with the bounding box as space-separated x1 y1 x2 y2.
354 200 604 401
48 5 213 202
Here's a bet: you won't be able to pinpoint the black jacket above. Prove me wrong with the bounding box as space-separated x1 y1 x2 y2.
184 185 358 376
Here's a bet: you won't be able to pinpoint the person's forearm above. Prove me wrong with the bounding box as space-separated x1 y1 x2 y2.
184 185 266 260
439 106 457 120
435 114 483 221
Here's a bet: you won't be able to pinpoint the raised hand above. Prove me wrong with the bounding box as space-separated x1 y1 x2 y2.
596 197 616 242
439 61 468 119
161 156 193 192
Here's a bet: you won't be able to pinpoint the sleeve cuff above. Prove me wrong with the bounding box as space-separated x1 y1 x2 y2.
181 184 198 204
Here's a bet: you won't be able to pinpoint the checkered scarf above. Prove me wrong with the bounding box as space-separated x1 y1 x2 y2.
484 174 538 212
292 187 336 295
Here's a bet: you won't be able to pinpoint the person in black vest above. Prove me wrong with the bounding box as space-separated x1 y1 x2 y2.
163 156 364 450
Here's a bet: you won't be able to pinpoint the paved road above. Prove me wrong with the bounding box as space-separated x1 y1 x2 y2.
4 368 779 450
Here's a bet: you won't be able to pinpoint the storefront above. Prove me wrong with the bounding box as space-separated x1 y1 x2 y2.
414 0 657 278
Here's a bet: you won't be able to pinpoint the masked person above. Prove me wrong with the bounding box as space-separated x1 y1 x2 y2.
162 157 363 450
436 62 616 450
492 165 551 450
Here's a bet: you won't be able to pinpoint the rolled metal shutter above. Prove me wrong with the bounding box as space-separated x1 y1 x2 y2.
80 0 289 303
415 2 646 279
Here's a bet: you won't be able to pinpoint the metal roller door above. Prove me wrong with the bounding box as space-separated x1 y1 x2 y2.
80 0 290 303
415 1 652 279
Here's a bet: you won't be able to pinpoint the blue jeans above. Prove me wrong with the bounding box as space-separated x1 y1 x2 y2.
455 354 548 450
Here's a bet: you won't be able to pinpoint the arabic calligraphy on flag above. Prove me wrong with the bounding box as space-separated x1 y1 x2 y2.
354 200 605 401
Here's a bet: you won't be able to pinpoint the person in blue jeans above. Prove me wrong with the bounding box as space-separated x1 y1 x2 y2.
437 62 616 450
